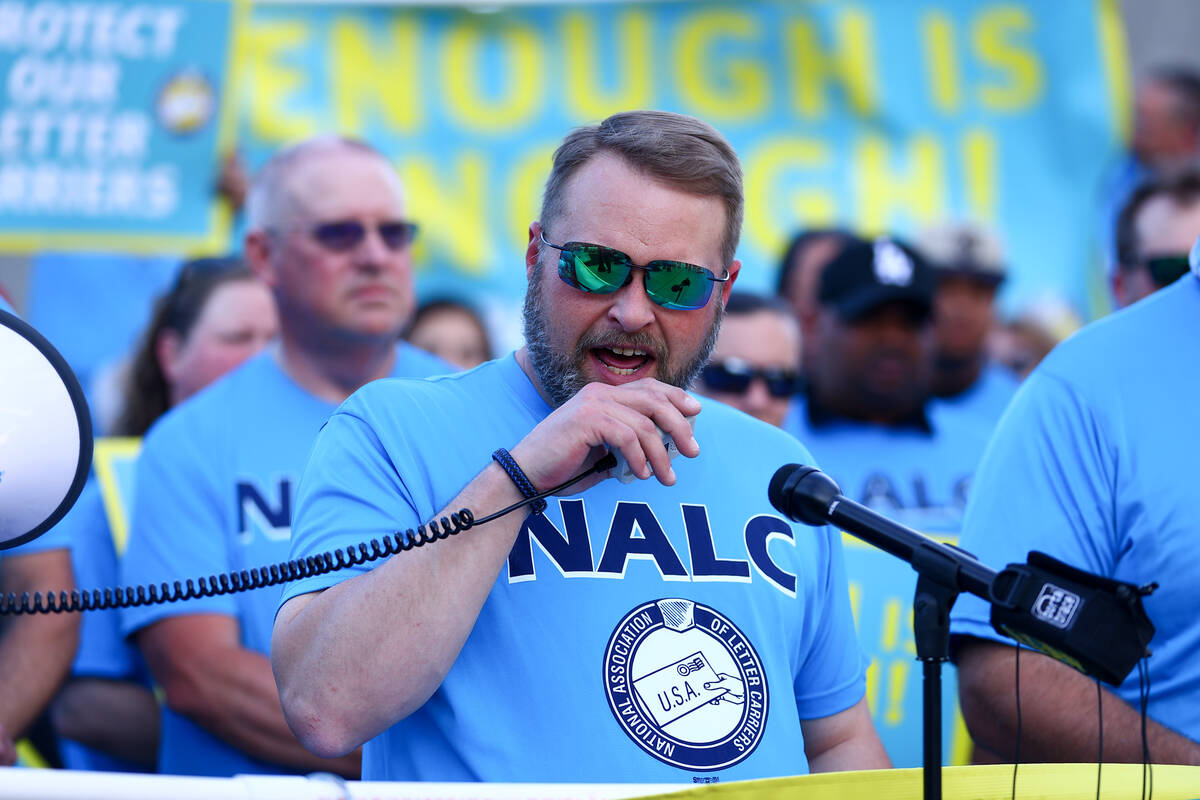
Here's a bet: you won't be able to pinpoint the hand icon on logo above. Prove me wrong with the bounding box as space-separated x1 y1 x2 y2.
704 673 745 705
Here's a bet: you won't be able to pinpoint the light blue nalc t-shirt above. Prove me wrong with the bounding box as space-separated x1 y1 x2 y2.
783 396 994 767
120 344 451 777
950 275 1200 741
282 353 867 784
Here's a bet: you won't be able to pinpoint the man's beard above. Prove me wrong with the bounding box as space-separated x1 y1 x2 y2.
523 261 723 408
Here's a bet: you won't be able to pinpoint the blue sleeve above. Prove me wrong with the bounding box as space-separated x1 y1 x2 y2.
281 408 421 606
950 369 1118 644
59 481 134 678
793 523 869 719
120 415 235 636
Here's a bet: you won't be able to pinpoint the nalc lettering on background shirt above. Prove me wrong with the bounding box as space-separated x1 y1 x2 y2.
783 395 994 767
950 275 1200 741
120 345 451 777
282 354 868 783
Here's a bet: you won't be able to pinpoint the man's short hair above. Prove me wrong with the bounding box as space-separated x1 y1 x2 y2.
539 110 743 269
245 135 395 232
1114 168 1200 269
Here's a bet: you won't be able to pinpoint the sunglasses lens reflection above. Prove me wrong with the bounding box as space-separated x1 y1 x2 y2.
557 242 716 310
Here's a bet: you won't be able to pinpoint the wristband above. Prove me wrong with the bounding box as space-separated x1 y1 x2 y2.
491 448 548 515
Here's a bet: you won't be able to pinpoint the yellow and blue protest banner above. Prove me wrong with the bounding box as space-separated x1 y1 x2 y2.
0 0 241 254
239 0 1126 319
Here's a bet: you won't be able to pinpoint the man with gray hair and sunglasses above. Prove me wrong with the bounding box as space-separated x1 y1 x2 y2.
120 137 451 777
273 111 888 783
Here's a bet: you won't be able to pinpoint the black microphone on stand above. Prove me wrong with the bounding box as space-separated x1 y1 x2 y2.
769 463 1157 800
768 463 1156 686
769 464 996 598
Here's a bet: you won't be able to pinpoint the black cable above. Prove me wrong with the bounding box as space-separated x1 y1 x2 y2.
0 453 618 617
1139 659 1152 800
1096 678 1102 800
1012 644 1021 800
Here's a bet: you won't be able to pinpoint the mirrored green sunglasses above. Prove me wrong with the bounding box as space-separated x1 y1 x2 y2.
540 231 729 310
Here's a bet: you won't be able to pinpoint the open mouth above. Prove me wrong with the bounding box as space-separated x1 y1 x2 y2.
593 346 653 377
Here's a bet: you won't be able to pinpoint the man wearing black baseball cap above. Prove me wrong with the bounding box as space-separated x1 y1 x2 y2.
781 233 995 768
801 235 936 428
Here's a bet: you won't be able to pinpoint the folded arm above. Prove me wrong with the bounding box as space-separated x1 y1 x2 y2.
138 613 360 776
957 637 1200 765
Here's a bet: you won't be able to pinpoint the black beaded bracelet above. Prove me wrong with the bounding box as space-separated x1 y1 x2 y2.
491 448 548 515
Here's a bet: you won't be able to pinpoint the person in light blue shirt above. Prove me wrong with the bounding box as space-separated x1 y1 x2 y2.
784 234 995 767
950 253 1200 766
52 258 279 773
272 110 889 783
120 137 452 778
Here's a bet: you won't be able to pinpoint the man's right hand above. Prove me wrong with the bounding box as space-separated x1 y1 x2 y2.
511 378 701 494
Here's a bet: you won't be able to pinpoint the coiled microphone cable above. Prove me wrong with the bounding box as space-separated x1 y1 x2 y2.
0 453 618 617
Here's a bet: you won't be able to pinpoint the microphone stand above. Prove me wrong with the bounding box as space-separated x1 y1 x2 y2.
770 466 998 800
828 496 994 800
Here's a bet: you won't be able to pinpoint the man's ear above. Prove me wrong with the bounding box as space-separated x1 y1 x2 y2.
719 259 742 306
244 230 277 288
526 221 543 281
1111 269 1128 309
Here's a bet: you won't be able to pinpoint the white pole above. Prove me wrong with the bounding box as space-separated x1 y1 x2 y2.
0 769 679 800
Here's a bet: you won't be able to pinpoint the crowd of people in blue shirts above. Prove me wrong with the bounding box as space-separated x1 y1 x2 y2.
1 73 1199 784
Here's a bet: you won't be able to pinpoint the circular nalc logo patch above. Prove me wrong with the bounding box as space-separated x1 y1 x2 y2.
602 598 769 771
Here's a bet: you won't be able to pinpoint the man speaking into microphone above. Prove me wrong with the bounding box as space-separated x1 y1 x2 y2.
271 110 888 782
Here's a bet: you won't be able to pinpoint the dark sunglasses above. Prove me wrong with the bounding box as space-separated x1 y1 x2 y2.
540 231 729 311
1142 254 1190 288
701 359 799 398
310 220 418 253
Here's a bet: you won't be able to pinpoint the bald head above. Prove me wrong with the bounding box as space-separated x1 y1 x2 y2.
245 136 403 232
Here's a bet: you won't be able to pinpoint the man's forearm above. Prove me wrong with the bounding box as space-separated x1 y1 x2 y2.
164 641 360 776
0 551 79 739
958 640 1200 765
53 679 160 768
273 461 529 758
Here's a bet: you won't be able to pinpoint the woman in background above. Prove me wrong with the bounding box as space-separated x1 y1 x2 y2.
404 297 493 370
50 257 278 772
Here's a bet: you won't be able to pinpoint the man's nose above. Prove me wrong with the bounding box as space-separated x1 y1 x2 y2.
743 377 772 410
608 272 657 332
353 224 394 268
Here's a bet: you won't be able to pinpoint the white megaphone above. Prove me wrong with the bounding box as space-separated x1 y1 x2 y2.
0 308 92 550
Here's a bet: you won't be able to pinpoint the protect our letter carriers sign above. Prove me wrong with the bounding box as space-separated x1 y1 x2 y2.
0 0 238 254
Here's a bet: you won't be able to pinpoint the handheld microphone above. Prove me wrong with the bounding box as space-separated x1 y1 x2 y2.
769 463 1156 686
